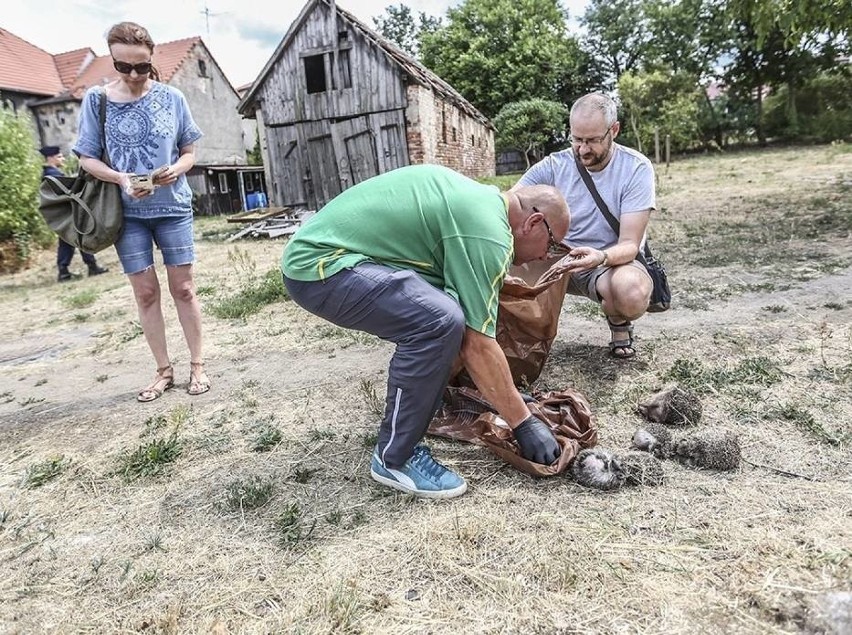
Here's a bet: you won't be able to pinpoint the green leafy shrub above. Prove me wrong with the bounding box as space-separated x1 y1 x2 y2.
764 71 852 142
618 69 701 154
494 99 568 169
0 106 53 272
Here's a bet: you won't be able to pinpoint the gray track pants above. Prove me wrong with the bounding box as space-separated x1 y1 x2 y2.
283 263 465 467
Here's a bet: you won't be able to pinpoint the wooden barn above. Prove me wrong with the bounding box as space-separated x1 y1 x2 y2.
238 0 495 210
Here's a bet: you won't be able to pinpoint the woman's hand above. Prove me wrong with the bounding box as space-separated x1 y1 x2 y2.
152 165 181 186
119 173 154 199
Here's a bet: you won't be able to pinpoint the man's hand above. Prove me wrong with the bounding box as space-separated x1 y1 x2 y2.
561 246 606 272
513 415 561 464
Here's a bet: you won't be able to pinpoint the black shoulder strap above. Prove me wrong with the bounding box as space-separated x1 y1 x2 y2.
573 149 619 234
573 149 650 264
99 88 112 168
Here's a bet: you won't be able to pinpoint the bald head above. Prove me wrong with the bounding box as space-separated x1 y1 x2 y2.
505 184 570 264
513 184 570 236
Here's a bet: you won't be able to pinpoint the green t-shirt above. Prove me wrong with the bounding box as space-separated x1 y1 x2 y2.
282 165 512 337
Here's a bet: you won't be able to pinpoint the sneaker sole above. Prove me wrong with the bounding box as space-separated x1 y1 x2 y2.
370 468 468 499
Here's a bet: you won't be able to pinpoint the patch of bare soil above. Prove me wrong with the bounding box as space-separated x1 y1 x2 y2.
0 146 850 634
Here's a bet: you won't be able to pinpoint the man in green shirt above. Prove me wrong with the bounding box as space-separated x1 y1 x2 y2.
283 165 569 498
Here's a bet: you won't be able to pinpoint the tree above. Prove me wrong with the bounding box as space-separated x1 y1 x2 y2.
494 99 568 169
420 0 593 118
724 16 843 143
247 128 263 166
643 0 733 79
617 69 702 154
580 0 653 85
372 3 442 58
0 106 52 272
726 0 851 46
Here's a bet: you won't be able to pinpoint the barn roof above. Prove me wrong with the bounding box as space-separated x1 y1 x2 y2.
238 0 493 128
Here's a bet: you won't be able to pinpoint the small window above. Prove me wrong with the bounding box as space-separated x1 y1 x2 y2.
441 108 447 143
198 60 208 77
218 173 229 193
338 31 349 42
470 135 474 146
452 127 457 142
43 119 50 128
338 49 352 89
304 55 327 94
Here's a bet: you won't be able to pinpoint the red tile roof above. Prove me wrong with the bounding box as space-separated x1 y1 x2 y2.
1 30 206 99
53 48 96 88
153 37 201 83
0 27 63 95
68 37 202 97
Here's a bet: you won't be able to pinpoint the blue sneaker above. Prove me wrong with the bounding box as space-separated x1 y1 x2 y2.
371 445 468 499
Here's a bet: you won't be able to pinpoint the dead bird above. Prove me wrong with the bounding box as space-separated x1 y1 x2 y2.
616 451 666 486
570 448 626 491
638 384 702 426
672 428 741 470
632 422 674 458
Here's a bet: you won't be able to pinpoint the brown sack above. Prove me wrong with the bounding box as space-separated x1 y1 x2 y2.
428 386 598 477
493 256 572 386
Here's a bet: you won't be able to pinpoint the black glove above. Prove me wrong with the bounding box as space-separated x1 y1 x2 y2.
513 415 561 465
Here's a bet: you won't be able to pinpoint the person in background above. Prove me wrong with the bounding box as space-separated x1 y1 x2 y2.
72 22 210 402
40 145 109 282
282 164 569 499
513 92 655 359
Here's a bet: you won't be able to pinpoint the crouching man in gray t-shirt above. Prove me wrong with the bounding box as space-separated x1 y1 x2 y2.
513 92 655 358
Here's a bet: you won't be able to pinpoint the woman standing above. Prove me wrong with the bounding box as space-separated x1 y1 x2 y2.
74 22 210 402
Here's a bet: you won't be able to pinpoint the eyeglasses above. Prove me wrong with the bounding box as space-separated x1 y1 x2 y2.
569 128 612 147
112 59 153 75
534 206 562 253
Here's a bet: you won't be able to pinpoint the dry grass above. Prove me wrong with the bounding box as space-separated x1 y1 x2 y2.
0 145 850 634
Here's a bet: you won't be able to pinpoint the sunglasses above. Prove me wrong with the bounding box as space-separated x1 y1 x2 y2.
112 59 153 75
534 206 563 253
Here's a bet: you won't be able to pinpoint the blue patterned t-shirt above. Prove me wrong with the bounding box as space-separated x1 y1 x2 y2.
73 82 203 218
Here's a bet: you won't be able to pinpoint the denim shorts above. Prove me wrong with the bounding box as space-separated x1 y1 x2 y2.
115 215 195 274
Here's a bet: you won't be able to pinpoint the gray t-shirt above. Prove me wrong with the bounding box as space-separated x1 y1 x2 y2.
516 144 655 250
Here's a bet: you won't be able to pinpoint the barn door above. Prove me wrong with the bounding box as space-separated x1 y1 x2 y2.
379 124 405 171
306 134 341 208
266 126 306 207
344 130 379 185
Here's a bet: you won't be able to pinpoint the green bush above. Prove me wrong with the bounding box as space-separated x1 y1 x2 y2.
494 99 568 169
0 106 52 272
764 71 852 142
617 69 701 154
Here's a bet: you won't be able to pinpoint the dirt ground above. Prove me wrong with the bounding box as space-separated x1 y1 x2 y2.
0 145 850 634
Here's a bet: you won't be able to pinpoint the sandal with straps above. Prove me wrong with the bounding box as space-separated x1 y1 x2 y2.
137 365 174 402
607 317 635 359
187 361 211 396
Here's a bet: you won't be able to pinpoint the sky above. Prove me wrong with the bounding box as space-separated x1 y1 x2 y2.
2 0 588 88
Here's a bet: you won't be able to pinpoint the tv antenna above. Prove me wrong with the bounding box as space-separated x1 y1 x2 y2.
200 4 228 34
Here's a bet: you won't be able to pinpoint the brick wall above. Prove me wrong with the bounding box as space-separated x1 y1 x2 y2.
405 85 495 178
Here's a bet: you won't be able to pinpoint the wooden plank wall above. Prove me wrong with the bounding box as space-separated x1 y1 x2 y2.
266 109 409 208
259 1 406 125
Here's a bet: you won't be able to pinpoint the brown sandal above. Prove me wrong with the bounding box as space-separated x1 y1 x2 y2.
607 317 636 359
187 361 211 396
137 365 174 402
